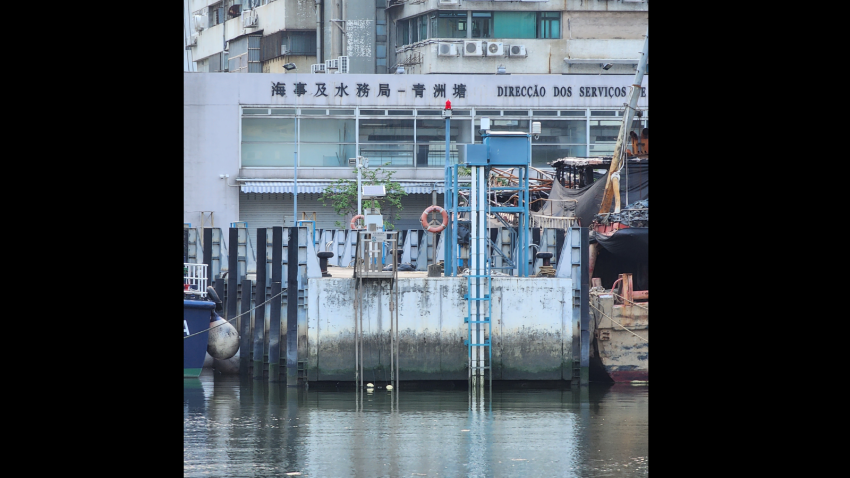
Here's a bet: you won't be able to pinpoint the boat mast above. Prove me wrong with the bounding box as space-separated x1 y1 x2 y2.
597 29 649 214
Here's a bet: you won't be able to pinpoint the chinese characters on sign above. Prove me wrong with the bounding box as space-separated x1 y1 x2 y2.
268 82 469 101
269 81 647 101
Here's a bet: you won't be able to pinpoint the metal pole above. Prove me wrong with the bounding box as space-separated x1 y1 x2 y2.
598 29 648 214
444 108 452 276
357 157 362 217
294 117 298 225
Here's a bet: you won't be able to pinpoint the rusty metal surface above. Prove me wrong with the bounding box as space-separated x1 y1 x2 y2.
590 292 648 382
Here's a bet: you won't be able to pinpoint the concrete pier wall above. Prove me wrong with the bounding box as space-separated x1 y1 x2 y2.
308 277 574 382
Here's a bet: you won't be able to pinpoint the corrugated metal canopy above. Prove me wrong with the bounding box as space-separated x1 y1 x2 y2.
240 180 447 194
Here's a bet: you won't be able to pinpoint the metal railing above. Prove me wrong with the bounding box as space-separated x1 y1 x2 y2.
183 263 208 298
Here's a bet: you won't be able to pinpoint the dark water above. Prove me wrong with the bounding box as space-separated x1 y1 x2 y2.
184 373 648 477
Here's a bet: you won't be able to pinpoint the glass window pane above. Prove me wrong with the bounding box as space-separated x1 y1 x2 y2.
472 12 492 39
376 44 387 58
474 119 528 143
359 144 414 168
536 120 587 144
300 118 356 142
430 14 437 39
243 108 269 115
399 20 409 46
419 16 428 40
416 118 471 143
416 119 470 166
417 110 442 116
270 108 296 115
476 110 501 116
494 12 536 39
242 118 295 142
538 12 560 39
329 109 355 115
532 145 586 168
560 111 586 117
438 12 467 38
298 143 356 167
591 110 617 116
359 118 414 143
241 143 295 167
388 110 413 116
300 109 327 115
360 109 385 116
533 110 558 116
589 120 621 155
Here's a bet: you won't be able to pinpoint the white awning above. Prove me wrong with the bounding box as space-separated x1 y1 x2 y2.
239 181 448 195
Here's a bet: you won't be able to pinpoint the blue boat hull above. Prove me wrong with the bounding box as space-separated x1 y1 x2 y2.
184 299 215 377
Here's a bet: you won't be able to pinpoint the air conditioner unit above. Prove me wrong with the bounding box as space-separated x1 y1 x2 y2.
194 14 206 32
339 56 349 73
486 42 504 57
242 9 258 28
311 63 326 73
187 34 198 47
438 43 458 57
325 58 339 71
509 45 527 57
463 40 483 57
281 45 287 56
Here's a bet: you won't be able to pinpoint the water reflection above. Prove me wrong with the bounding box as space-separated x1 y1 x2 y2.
184 373 648 477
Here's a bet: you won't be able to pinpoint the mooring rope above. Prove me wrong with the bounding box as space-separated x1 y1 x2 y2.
588 301 648 343
609 292 650 311
183 288 287 339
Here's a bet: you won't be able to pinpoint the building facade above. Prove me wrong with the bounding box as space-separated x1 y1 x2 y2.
184 0 648 76
184 72 648 252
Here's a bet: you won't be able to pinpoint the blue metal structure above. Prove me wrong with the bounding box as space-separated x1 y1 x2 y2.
442 109 532 386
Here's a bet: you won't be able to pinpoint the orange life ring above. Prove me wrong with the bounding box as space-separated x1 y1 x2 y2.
350 214 365 230
420 205 448 233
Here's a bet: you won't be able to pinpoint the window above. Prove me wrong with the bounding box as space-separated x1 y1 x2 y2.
589 120 621 156
494 12 536 39
437 12 467 38
419 15 428 41
471 12 492 39
398 19 410 46
241 117 296 167
538 12 560 39
416 119 472 166
492 12 561 39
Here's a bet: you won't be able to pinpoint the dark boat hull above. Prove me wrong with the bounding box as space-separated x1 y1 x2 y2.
184 300 215 377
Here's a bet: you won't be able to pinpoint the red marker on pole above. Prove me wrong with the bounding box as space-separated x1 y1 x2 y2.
445 100 451 110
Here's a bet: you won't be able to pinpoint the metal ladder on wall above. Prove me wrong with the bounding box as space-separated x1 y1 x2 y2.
463 165 492 387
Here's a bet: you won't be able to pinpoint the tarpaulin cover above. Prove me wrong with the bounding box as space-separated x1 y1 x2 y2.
532 161 648 228
594 227 648 261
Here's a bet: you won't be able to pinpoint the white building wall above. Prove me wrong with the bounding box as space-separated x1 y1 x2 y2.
184 74 243 228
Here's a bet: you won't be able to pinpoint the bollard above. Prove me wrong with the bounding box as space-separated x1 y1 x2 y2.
317 252 334 277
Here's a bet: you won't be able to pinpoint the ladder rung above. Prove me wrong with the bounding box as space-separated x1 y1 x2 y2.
465 319 490 324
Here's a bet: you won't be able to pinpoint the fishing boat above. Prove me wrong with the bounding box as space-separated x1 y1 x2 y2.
586 30 649 383
184 263 214 378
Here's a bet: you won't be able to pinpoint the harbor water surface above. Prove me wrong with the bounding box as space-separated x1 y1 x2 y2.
184 373 648 477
